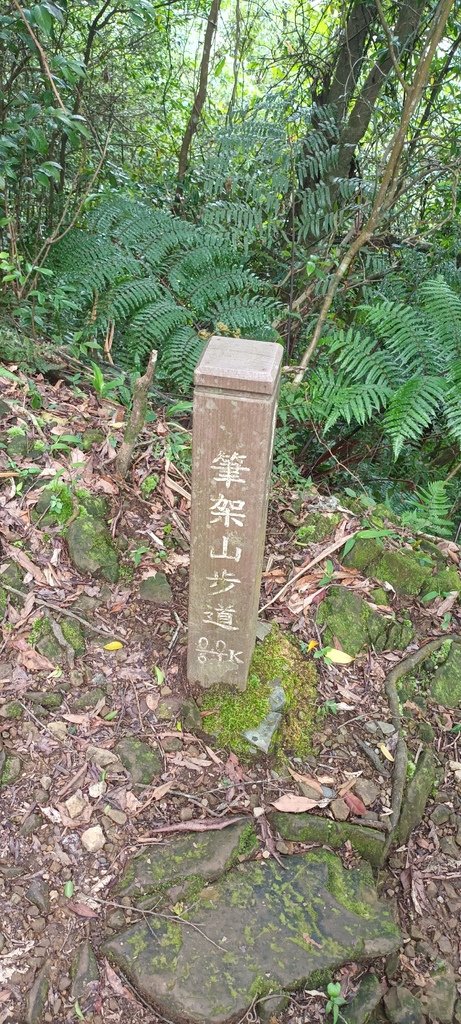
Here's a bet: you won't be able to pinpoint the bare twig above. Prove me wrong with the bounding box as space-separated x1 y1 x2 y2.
116 350 158 478
258 529 360 613
0 582 123 640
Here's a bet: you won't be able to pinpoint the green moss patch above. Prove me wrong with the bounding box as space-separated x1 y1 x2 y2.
296 512 340 545
201 627 318 757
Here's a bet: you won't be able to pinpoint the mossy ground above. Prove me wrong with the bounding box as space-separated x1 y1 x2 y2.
201 626 317 758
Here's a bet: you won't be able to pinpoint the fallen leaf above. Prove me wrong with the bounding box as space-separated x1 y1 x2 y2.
151 780 174 800
324 647 354 665
16 646 56 672
343 791 367 816
287 767 323 797
378 742 395 762
2 542 47 585
104 961 138 1003
271 793 321 813
103 641 123 651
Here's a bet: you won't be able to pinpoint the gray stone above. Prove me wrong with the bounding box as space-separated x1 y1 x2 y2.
440 835 460 859
378 721 395 736
139 573 173 604
243 679 286 753
71 940 99 1001
26 878 50 916
354 779 380 807
19 813 42 836
422 962 456 1024
343 973 382 1024
383 986 422 1024
430 804 450 826
104 853 400 1024
180 698 202 733
115 736 162 785
67 513 119 582
26 966 49 1024
397 749 440 845
116 821 258 906
430 642 461 708
0 755 21 785
331 797 350 820
272 812 386 868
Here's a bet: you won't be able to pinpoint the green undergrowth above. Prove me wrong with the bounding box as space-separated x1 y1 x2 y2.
200 626 318 758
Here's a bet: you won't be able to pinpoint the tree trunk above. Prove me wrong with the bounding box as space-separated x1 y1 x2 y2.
175 0 221 205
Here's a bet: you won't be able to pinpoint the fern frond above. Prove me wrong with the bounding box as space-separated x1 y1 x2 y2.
383 376 444 458
401 480 454 538
443 358 461 447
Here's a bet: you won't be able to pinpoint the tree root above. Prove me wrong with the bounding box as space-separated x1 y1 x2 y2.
383 635 461 858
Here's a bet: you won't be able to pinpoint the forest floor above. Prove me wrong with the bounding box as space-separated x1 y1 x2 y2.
0 367 460 1024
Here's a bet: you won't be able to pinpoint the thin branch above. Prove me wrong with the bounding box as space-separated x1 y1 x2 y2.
11 0 66 111
374 0 411 94
294 0 455 382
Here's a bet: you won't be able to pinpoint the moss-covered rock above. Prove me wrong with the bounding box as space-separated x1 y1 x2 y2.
296 511 340 545
343 538 384 574
104 853 400 1024
316 587 413 657
1 700 24 719
397 749 441 845
115 735 162 785
373 549 432 597
81 429 104 452
0 560 26 618
430 641 461 708
271 812 386 868
71 940 99 1001
67 511 119 582
0 755 21 785
342 973 382 1024
5 426 29 459
139 573 173 604
29 615 85 664
430 565 461 595
201 627 318 758
116 822 258 906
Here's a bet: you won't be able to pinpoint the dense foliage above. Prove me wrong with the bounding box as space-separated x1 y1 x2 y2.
2 0 461 535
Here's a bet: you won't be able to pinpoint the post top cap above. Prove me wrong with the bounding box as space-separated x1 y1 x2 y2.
194 335 283 395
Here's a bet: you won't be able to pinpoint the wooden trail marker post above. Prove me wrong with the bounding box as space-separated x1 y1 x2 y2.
187 335 283 690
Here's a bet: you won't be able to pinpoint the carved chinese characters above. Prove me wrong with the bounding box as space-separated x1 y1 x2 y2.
187 335 283 690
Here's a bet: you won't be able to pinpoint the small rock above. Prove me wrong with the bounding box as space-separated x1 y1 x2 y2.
342 973 381 1024
26 966 49 1024
115 736 162 785
47 721 68 741
354 779 380 807
65 792 87 819
437 934 453 955
422 962 456 1024
104 806 127 826
89 781 107 799
71 940 99 1001
0 933 5 953
378 720 395 736
139 573 173 604
364 722 378 734
107 909 126 929
440 835 459 859
162 737 183 752
86 745 122 769
180 698 202 733
19 813 42 836
430 804 450 826
156 697 181 721
179 806 194 822
33 788 49 806
331 798 350 821
1 754 21 784
397 749 440 844
40 775 52 790
81 825 106 853
384 985 423 1024
57 976 71 993
26 878 50 916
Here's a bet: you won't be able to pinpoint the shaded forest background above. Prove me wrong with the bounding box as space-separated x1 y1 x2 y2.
1 0 461 536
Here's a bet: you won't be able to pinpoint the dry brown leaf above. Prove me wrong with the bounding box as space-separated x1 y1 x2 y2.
15 645 55 673
2 542 47 585
287 767 323 797
343 791 367 816
67 901 99 919
104 960 138 1003
271 793 321 813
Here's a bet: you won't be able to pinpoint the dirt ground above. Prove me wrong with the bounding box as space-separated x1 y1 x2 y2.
0 370 460 1023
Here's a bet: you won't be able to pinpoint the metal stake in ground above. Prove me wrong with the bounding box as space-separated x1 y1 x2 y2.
187 335 283 690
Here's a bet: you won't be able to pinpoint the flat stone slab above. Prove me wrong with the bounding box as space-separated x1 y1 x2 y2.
104 853 400 1024
117 821 257 905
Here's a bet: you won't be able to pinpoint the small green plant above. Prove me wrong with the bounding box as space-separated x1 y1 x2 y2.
90 362 126 401
130 544 149 566
141 473 160 498
325 982 346 1024
316 698 339 717
319 559 335 586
